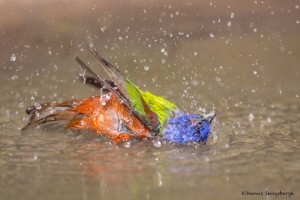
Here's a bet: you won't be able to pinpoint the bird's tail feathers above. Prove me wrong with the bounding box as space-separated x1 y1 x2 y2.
22 100 81 131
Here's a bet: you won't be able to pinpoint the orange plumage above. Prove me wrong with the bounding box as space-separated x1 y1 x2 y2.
67 93 152 142
23 92 153 143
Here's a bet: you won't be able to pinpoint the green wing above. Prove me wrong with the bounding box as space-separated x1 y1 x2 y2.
126 79 179 131
139 90 178 130
125 79 147 117
86 48 178 132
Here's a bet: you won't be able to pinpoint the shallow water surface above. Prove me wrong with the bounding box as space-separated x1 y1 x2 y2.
1 0 300 199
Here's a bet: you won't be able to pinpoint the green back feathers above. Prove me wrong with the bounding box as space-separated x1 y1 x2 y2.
125 79 147 117
125 77 177 129
139 91 177 128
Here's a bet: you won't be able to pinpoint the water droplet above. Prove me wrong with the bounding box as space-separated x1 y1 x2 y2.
79 120 85 126
10 54 17 62
209 33 215 38
249 113 254 121
100 26 106 32
35 103 41 110
123 141 131 148
18 102 24 108
144 65 149 71
100 96 106 105
104 93 111 100
157 172 163 187
153 140 161 148
10 75 18 80
204 157 210 162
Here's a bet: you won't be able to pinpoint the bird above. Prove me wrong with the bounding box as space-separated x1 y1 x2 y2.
22 48 216 144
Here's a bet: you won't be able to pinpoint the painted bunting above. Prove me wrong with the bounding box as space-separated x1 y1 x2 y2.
23 48 215 144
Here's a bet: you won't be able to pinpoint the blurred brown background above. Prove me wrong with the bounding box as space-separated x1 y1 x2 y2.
0 1 299 200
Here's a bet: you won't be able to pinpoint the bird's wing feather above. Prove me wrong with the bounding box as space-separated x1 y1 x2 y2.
139 91 179 131
77 48 160 131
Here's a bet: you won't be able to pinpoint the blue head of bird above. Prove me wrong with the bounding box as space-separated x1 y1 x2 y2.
163 112 216 144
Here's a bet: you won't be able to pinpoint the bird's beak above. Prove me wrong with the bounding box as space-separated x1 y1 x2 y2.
204 112 216 124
